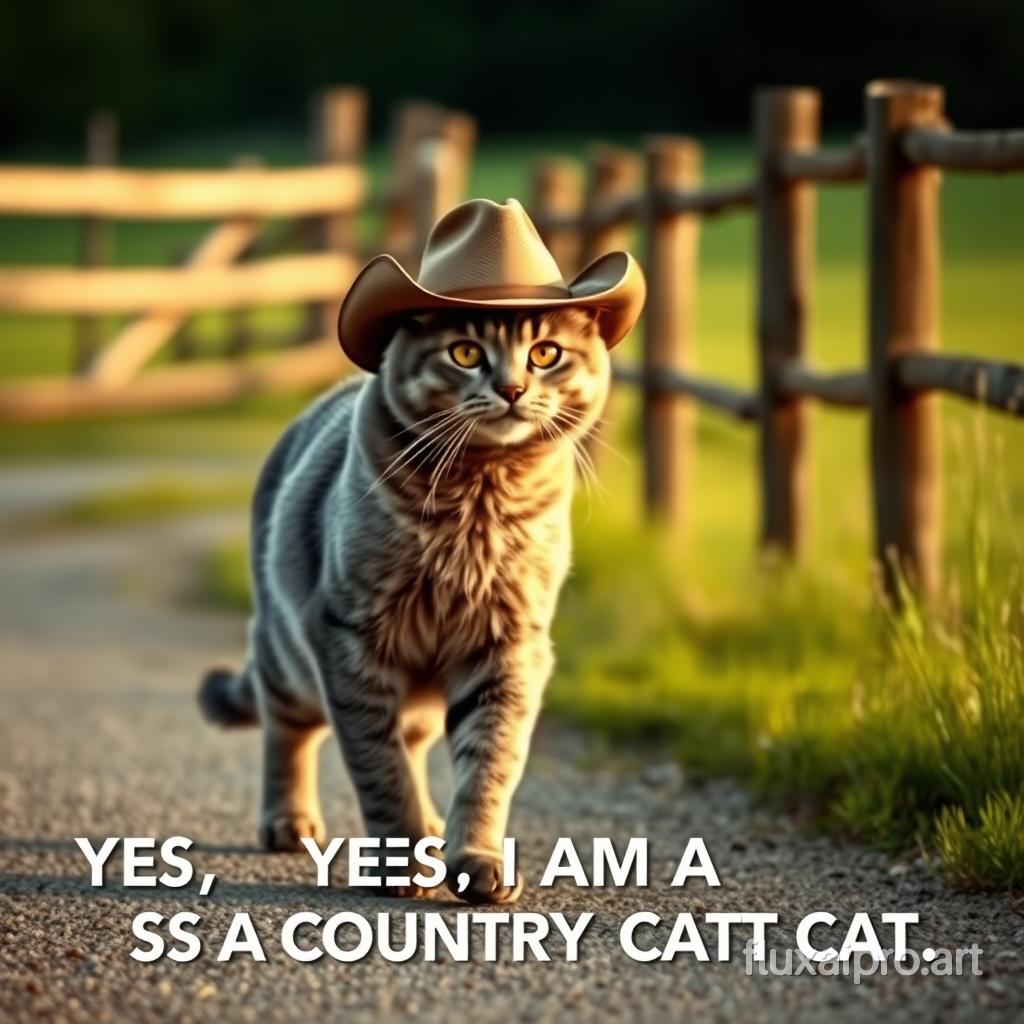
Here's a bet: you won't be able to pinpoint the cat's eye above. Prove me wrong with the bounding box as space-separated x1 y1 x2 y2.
449 341 484 369
528 341 562 369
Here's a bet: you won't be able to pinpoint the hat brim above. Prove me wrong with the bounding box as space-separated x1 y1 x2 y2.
337 250 646 372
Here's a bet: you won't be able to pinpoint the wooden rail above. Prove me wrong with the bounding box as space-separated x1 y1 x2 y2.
896 353 1024 416
530 78 1024 600
0 253 358 313
532 178 753 232
0 88 476 422
902 128 1024 173
659 181 756 215
0 342 345 423
614 364 758 420
85 219 261 389
0 164 366 219
778 142 865 182
776 363 867 407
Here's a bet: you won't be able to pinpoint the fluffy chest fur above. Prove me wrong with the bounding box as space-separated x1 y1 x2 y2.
342 444 573 674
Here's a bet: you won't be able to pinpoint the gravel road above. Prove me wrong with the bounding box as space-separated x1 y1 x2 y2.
1 466 1022 1022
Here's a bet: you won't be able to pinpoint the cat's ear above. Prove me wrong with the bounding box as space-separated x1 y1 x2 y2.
548 306 599 336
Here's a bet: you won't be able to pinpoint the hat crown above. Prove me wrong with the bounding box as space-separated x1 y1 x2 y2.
417 199 567 298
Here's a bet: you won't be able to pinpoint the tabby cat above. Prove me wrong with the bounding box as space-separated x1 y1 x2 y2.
199 307 610 903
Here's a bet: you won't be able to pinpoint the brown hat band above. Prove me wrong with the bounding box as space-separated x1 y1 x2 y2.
442 284 572 301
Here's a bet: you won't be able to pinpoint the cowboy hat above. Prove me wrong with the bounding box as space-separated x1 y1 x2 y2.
337 198 646 372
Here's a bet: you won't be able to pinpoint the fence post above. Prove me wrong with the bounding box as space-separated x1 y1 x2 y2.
76 110 118 371
581 144 640 264
754 88 819 561
225 154 264 359
642 136 701 535
309 86 367 344
385 104 476 267
866 80 943 601
413 136 460 266
530 157 583 278
381 103 433 260
411 113 477 267
578 145 641 475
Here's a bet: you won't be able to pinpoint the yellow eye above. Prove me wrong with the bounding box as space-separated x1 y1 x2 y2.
449 341 484 368
528 341 562 369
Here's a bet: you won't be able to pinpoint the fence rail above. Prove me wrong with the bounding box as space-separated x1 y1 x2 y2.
0 87 476 424
0 253 359 313
530 78 1024 599
778 142 865 182
0 164 366 219
901 127 1024 173
613 364 759 420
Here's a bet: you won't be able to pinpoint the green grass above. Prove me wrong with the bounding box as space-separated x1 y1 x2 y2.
199 534 251 613
5 130 1024 890
560 410 1023 889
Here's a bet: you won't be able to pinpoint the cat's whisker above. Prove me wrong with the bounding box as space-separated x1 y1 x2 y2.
427 426 475 514
360 408 468 501
404 411 481 502
559 420 608 509
582 431 630 464
453 416 480 469
399 414 476 494
446 417 478 479
577 447 605 494
552 409 629 465
538 415 596 512
423 417 478 517
383 396 489 467
361 422 455 501
428 417 473 489
383 402 472 442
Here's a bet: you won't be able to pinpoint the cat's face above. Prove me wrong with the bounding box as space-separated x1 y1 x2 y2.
379 308 611 449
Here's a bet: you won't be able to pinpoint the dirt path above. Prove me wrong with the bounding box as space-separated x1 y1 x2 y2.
0 469 1022 1022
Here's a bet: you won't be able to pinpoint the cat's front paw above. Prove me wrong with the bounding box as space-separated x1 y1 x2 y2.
446 851 524 905
258 811 325 853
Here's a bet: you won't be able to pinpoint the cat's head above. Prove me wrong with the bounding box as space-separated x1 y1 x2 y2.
379 308 611 448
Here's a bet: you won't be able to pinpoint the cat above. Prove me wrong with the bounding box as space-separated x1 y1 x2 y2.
199 306 609 904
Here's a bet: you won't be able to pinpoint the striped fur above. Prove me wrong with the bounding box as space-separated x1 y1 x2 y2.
200 308 610 903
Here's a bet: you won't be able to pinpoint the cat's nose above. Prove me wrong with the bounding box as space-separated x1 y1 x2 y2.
495 384 526 405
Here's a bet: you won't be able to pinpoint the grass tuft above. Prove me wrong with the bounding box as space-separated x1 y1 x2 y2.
935 794 1024 891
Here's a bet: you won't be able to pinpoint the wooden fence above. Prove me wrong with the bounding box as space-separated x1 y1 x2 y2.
530 80 1024 599
0 89 475 422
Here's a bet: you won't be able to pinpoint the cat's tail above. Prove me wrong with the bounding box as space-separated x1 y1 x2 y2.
198 665 259 727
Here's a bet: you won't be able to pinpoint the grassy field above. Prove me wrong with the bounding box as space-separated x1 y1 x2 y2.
3 132 1023 889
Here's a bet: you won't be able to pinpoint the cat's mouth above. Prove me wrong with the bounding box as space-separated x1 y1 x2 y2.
480 407 532 425
470 407 542 445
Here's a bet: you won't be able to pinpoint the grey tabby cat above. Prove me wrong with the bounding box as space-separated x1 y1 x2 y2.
199 199 644 904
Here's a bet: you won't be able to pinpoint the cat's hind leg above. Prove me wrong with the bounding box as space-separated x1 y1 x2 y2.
199 653 326 851
250 630 330 852
258 715 329 852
